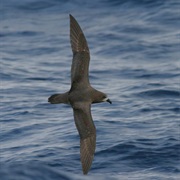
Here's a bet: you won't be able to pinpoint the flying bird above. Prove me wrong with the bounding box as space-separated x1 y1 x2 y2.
48 14 111 174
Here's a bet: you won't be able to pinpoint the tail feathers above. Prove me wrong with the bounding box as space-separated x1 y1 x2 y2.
48 94 60 104
48 93 68 104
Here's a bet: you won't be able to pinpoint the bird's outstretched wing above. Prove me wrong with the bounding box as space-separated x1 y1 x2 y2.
69 14 90 88
73 102 96 174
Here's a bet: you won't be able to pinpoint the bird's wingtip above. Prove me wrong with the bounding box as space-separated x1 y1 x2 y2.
69 14 74 19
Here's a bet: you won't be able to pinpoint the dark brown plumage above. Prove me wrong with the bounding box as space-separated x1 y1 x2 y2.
48 14 111 175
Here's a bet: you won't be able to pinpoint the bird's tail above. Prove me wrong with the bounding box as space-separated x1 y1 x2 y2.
48 94 60 104
48 93 69 104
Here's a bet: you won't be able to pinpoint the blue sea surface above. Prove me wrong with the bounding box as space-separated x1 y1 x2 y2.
0 0 180 179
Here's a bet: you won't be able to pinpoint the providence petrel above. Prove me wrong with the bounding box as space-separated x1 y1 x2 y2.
48 14 111 174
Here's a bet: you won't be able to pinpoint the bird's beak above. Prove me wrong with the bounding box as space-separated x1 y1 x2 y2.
106 99 112 104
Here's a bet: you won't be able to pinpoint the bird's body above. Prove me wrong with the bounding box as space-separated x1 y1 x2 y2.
48 14 111 174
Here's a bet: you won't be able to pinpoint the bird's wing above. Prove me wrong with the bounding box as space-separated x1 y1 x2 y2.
69 14 90 88
73 102 96 174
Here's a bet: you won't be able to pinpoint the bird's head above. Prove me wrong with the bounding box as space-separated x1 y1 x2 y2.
92 91 112 104
102 95 112 104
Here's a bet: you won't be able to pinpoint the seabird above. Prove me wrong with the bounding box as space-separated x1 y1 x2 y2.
48 14 111 175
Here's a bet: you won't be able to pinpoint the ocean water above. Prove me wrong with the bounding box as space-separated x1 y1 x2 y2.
0 0 180 179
